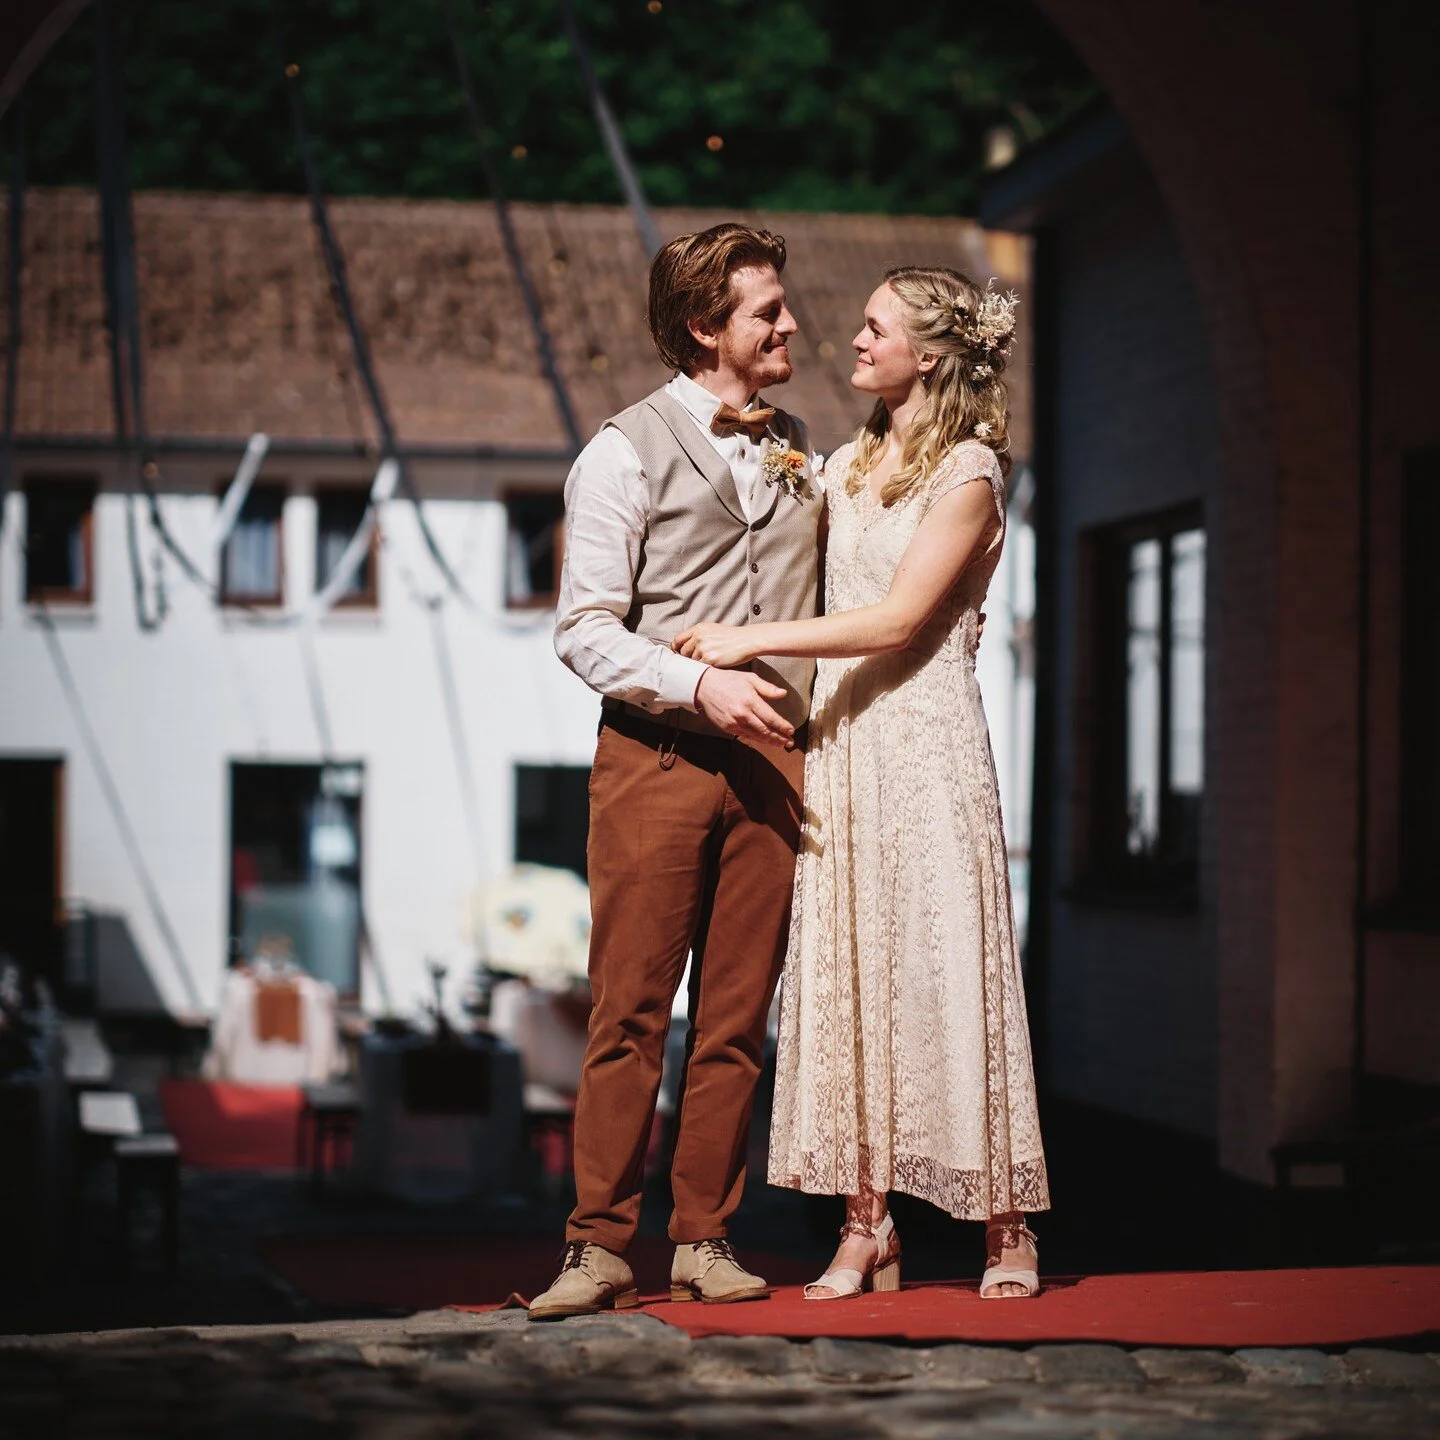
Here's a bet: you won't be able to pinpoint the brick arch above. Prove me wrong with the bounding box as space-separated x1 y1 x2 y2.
1028 0 1366 1177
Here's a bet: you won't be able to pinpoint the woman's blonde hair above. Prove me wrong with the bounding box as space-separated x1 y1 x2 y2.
847 265 1017 506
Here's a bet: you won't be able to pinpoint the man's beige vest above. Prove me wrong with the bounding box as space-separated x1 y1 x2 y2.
605 386 821 736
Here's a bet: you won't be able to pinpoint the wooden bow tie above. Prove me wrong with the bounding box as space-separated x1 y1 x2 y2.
710 402 776 438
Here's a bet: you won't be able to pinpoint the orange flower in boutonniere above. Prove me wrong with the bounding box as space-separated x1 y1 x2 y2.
760 441 810 501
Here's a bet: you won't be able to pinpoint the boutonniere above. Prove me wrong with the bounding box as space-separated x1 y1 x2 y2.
760 439 810 501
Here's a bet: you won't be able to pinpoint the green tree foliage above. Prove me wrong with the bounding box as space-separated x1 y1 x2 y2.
5 0 1096 215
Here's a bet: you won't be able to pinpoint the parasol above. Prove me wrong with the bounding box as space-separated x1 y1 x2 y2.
473 863 592 993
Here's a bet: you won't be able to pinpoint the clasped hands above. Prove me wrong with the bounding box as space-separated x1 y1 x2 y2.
673 624 795 750
672 614 984 752
672 622 754 669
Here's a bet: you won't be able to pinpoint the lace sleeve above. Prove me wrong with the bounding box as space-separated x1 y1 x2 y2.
923 441 1005 548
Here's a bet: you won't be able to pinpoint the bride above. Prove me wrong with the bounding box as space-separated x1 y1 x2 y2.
675 265 1050 1301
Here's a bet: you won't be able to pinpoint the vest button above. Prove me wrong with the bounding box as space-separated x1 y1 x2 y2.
752 604 762 615
750 562 759 573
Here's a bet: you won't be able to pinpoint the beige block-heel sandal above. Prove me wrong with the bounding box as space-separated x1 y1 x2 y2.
980 1218 1041 1299
803 1212 902 1300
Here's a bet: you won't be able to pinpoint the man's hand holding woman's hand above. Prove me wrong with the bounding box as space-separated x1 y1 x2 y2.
676 624 793 749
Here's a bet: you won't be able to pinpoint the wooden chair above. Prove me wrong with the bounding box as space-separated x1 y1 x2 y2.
297 1081 361 1190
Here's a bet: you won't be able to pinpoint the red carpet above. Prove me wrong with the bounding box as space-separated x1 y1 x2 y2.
262 1232 1440 1346
637 1268 1440 1348
159 1079 302 1170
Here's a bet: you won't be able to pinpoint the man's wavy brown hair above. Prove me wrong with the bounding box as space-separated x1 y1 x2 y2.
647 223 788 374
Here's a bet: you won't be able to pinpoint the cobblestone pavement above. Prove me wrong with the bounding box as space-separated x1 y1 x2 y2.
2 1310 1437 1439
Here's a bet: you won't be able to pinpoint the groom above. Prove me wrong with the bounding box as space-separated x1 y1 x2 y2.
530 223 824 1319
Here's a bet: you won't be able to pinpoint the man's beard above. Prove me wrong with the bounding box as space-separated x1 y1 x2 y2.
759 350 793 385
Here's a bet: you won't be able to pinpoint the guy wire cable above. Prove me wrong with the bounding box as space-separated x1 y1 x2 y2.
96 0 166 631
124 491 163 633
95 0 213 615
556 1 852 429
281 53 475 609
438 0 584 457
35 602 204 1011
0 94 24 538
94 1 131 446
96 1 296 624
556 0 660 259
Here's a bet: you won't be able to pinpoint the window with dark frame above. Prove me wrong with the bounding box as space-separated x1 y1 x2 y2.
315 487 377 608
504 490 566 609
514 764 590 879
228 761 363 997
1081 506 1206 902
1397 453 1440 911
23 478 96 604
220 482 285 605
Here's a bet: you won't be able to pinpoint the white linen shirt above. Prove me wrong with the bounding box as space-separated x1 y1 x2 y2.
553 372 822 713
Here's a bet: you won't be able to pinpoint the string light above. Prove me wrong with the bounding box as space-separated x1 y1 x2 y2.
706 135 724 152
511 144 528 160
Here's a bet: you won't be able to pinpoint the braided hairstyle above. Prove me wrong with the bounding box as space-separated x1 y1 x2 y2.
846 265 1017 506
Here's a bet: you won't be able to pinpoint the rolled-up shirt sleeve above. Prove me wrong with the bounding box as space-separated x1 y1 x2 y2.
553 426 710 712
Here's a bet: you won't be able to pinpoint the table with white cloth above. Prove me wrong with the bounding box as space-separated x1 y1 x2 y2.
350 1032 523 1203
201 967 341 1085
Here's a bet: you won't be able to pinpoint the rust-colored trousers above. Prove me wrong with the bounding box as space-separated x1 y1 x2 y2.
566 711 804 1252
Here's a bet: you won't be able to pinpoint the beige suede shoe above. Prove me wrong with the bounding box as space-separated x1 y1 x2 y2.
528 1242 640 1322
670 1238 771 1304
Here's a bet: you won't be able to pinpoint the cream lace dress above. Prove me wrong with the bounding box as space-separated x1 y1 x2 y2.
768 439 1050 1220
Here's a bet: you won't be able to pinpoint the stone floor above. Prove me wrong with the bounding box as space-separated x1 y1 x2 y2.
2 1310 1437 1439
7 1063 1435 1436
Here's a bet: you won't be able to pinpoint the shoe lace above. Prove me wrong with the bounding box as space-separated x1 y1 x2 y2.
560 1241 588 1271
694 1238 738 1265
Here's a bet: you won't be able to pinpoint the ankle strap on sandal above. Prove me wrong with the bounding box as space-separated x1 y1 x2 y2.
840 1211 893 1241
985 1220 1038 1261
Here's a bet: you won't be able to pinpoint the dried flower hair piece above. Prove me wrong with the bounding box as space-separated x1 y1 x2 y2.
935 279 1018 358
972 281 1019 355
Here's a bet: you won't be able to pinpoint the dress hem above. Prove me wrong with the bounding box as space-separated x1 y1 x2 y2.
767 1154 1052 1223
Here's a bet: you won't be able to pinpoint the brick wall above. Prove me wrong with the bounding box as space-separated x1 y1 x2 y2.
1043 145 1222 1137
